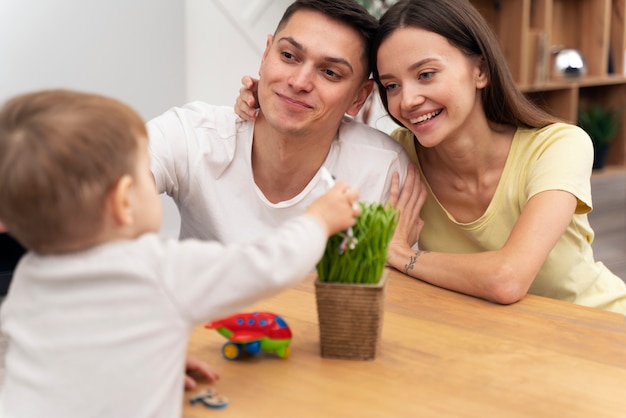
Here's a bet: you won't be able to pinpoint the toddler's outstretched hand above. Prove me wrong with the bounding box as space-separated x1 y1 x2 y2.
306 181 360 237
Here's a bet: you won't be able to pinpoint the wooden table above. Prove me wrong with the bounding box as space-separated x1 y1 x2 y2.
183 268 626 418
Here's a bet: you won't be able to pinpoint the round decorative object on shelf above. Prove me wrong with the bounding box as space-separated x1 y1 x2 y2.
553 48 587 77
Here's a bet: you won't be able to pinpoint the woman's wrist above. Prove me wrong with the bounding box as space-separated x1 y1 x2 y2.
388 241 424 276
402 249 425 275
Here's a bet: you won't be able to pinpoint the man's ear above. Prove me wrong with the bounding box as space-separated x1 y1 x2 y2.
108 175 134 226
259 34 273 75
346 79 374 117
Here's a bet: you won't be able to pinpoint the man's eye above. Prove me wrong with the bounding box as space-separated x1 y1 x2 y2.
324 69 341 79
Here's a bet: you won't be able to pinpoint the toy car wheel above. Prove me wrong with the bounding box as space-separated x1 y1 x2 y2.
244 341 261 355
277 345 291 359
222 342 241 360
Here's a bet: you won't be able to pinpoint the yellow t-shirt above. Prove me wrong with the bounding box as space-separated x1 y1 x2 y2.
393 123 626 314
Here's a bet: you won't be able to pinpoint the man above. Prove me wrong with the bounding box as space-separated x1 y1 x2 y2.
147 0 411 244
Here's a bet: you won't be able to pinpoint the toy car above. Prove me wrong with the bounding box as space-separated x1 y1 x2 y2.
205 312 292 360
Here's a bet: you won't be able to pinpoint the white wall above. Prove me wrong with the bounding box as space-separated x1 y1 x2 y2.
0 0 185 120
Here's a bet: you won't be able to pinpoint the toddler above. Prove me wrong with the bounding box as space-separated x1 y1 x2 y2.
0 89 360 417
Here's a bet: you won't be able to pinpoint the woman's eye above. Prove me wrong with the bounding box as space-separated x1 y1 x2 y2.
419 71 434 80
384 83 399 92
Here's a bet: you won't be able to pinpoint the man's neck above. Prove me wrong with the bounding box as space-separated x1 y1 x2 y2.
251 114 337 203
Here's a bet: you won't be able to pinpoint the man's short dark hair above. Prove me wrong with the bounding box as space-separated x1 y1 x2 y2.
275 0 379 78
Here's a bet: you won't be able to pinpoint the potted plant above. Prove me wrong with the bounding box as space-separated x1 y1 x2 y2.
314 202 397 360
578 104 622 170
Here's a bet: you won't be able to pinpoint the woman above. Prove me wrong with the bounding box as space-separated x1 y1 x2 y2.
375 0 626 313
235 0 626 314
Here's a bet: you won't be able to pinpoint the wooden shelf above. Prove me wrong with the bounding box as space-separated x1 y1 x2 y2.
471 0 626 170
520 75 626 92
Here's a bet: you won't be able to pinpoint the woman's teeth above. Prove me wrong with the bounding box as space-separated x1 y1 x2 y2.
410 109 442 124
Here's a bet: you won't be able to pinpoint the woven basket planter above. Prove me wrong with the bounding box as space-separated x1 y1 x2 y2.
314 270 387 361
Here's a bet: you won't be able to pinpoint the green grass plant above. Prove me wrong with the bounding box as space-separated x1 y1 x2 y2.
316 202 397 284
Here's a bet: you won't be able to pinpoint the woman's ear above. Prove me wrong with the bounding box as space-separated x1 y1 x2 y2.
475 56 489 89
346 79 375 117
108 175 134 226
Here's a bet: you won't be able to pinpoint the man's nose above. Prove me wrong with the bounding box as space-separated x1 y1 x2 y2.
288 64 315 92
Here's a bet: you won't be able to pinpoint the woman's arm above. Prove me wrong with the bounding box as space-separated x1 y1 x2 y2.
388 176 577 304
234 75 259 122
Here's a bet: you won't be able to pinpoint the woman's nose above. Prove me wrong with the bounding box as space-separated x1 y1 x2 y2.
401 82 426 110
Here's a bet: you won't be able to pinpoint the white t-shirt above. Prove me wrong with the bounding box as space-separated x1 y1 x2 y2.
0 215 326 418
147 102 410 243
